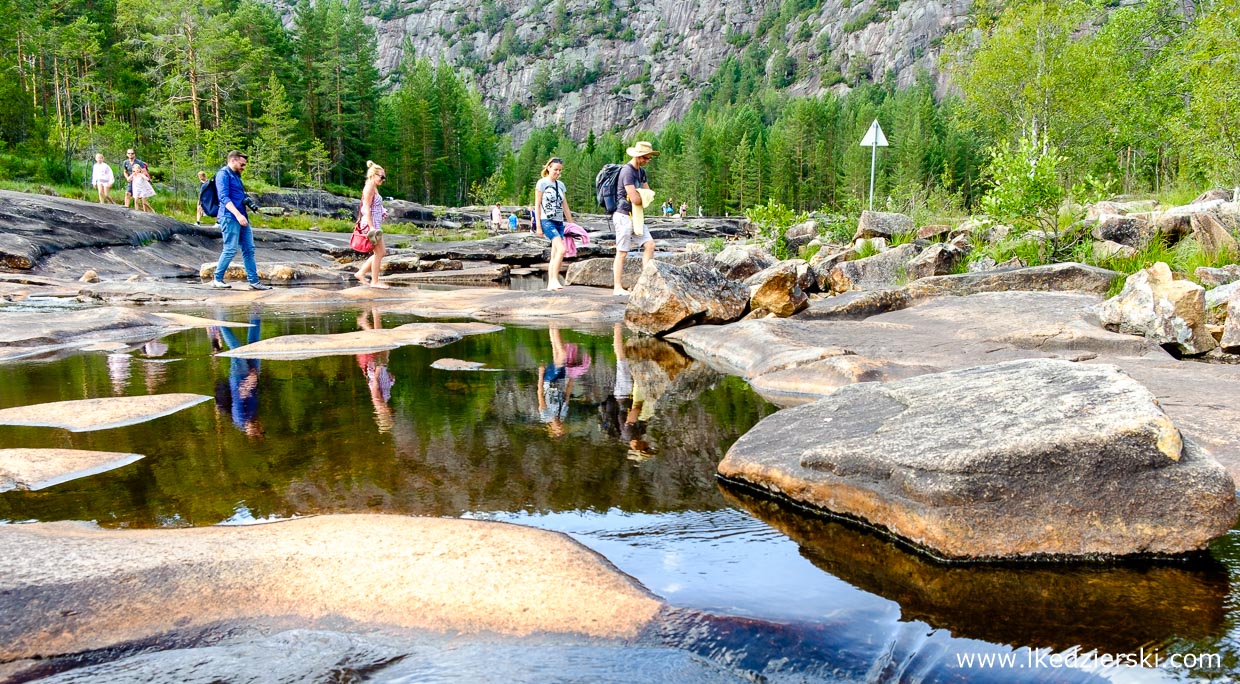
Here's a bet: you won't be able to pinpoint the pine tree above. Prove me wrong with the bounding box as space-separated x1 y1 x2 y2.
252 74 299 187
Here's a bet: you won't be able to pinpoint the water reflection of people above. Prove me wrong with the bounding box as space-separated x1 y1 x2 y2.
618 325 655 459
356 309 394 432
107 352 131 395
215 313 263 439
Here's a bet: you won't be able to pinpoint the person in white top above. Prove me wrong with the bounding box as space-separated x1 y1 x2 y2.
490 203 503 233
91 154 115 204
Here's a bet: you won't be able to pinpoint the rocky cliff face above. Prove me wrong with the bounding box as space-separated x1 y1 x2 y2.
267 0 970 145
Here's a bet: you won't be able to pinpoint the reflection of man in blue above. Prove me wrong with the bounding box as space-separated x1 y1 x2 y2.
216 314 263 438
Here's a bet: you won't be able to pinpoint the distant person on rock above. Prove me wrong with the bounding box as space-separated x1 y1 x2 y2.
91 154 115 204
210 150 271 291
536 157 575 291
508 211 519 232
679 202 688 217
121 149 147 209
491 202 503 233
130 164 156 213
612 141 658 296
196 171 211 224
353 160 390 289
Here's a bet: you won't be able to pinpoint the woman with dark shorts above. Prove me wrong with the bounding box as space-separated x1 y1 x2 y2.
535 157 575 291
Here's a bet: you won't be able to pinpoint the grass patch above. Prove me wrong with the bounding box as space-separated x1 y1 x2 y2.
703 236 726 254
799 243 822 261
855 240 881 259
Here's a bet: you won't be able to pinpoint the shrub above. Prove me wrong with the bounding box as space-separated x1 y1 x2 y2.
746 198 808 260
703 236 726 253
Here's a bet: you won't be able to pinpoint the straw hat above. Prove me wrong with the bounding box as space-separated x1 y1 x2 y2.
625 141 660 159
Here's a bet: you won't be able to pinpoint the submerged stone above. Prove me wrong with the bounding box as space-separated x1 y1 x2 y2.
219 323 503 359
0 448 144 492
0 394 211 432
719 359 1237 560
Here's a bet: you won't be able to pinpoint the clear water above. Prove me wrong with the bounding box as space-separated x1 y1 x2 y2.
1 306 1238 683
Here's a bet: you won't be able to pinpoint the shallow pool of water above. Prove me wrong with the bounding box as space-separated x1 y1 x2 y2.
1 306 1238 682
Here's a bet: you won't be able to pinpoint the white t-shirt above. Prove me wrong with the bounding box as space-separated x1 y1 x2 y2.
91 162 114 186
536 178 566 221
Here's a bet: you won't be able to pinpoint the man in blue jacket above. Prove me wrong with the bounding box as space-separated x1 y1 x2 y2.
210 150 271 290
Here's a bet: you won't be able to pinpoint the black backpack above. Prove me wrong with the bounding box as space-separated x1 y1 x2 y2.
199 176 220 218
595 163 624 214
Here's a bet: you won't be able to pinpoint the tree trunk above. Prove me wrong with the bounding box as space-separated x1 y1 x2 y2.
186 25 201 131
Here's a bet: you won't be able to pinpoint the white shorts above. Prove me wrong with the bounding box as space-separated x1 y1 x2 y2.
613 212 652 252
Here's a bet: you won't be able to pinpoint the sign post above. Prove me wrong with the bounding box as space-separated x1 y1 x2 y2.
859 119 888 212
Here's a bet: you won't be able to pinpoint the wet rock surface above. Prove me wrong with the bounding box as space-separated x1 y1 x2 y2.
720 359 1238 560
0 515 662 663
0 190 338 278
0 448 144 492
220 322 503 359
0 394 211 432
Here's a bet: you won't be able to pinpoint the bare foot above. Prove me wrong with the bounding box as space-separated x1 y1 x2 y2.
613 288 630 296
547 282 564 291
369 281 391 289
355 271 369 285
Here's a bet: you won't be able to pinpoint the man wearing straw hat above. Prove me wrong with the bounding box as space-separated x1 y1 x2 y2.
612 140 659 296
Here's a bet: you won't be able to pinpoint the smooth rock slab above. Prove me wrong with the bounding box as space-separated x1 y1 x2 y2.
430 358 496 371
0 515 662 662
219 323 503 359
0 448 144 491
719 359 1238 560
0 394 211 432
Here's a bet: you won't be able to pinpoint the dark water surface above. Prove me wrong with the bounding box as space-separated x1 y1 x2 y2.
2 306 1238 683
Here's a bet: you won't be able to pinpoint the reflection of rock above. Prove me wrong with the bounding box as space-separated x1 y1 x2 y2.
0 448 145 492
720 359 1238 560
721 485 1229 654
0 516 661 663
220 323 503 359
0 394 211 432
430 358 492 371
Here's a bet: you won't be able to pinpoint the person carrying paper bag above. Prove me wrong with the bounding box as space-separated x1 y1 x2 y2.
611 141 659 296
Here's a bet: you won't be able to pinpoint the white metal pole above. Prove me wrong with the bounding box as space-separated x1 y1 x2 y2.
868 142 877 211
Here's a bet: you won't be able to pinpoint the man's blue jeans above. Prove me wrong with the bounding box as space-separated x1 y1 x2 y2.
214 213 259 284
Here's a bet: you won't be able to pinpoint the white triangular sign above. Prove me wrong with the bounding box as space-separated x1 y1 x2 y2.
859 119 888 147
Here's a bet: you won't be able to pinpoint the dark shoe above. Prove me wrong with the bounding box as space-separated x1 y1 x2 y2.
209 279 230 289
245 282 272 291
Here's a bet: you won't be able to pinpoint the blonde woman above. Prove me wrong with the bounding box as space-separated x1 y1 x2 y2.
354 160 390 289
535 157 574 291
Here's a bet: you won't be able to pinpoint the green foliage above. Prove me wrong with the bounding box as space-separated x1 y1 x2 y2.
747 199 807 260
981 136 1066 234
798 242 822 261
703 237 726 254
855 240 881 259
843 9 880 33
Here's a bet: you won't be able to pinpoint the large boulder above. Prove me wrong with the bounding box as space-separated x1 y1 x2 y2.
1190 213 1239 257
625 261 749 335
565 253 715 289
1092 214 1155 248
907 262 1120 297
198 262 345 283
714 245 776 281
1193 189 1235 204
807 248 854 292
827 242 925 292
1098 262 1217 356
719 359 1237 560
783 220 819 252
853 211 913 241
744 262 809 318
904 243 963 281
1195 264 1240 288
1220 296 1240 354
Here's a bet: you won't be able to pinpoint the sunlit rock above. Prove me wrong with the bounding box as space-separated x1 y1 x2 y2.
0 394 211 432
720 359 1237 560
1098 262 1216 355
0 448 144 492
219 323 502 359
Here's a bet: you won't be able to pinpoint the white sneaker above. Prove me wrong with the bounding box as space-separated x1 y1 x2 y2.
209 279 230 289
245 282 272 291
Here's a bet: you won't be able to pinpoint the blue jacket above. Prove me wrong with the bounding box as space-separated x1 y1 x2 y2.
215 165 247 219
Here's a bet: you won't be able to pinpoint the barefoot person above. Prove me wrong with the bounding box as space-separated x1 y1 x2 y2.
613 141 658 296
195 171 210 224
535 157 574 291
91 154 115 204
353 161 390 289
